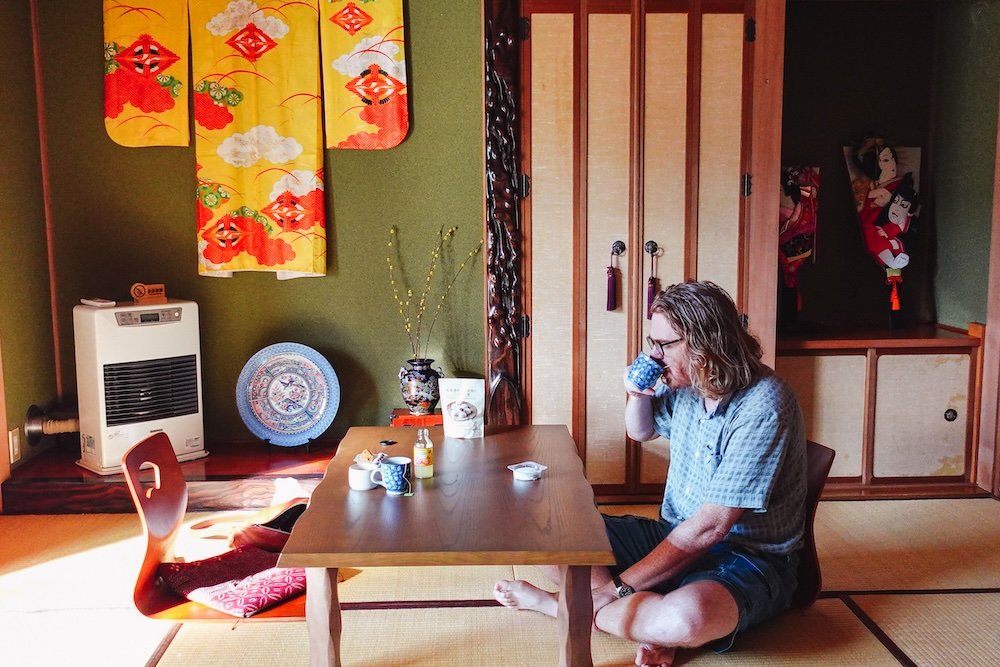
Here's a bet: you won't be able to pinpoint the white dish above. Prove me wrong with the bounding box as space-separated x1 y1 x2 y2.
507 461 547 481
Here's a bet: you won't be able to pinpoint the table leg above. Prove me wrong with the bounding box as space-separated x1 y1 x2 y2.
557 565 594 667
305 567 341 667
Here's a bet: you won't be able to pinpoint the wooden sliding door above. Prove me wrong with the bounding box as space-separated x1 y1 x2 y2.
522 0 758 497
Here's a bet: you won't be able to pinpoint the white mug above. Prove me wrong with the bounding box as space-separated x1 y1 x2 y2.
348 463 377 490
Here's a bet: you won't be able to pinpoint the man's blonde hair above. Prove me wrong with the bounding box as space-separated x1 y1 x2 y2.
651 281 764 399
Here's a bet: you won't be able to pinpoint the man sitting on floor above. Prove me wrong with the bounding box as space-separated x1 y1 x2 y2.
495 280 807 667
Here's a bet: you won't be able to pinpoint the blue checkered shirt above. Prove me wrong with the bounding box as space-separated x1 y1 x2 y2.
651 371 807 555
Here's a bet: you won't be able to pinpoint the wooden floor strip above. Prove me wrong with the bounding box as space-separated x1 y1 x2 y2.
145 623 182 667
342 598 500 610
839 595 918 667
825 587 1000 597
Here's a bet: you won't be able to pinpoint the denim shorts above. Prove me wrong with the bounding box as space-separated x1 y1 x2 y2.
602 514 799 652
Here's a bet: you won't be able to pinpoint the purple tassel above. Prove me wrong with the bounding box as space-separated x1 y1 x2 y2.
607 266 617 311
646 276 657 319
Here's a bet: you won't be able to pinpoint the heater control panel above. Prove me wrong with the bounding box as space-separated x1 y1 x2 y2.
115 307 184 327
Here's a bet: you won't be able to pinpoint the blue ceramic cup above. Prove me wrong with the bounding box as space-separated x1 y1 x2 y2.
626 352 665 391
370 456 411 495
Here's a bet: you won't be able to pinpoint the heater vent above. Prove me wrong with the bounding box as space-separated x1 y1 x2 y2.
103 354 199 426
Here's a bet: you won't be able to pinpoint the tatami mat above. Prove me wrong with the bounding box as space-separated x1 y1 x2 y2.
601 500 1000 592
0 513 141 576
3 499 999 666
815 499 1000 591
852 593 1000 667
0 513 172 665
338 564 513 602
0 513 143 612
680 599 899 666
155 599 897 667
0 607 171 667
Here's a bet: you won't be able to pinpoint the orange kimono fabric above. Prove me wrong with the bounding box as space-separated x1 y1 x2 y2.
190 0 326 278
103 0 189 147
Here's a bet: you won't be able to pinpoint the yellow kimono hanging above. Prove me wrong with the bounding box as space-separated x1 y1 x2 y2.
321 0 409 149
190 0 326 278
103 0 189 147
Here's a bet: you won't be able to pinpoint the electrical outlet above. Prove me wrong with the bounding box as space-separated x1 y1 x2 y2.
8 428 20 464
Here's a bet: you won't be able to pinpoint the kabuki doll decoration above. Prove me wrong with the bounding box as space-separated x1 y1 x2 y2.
103 0 409 279
778 166 820 311
844 136 920 312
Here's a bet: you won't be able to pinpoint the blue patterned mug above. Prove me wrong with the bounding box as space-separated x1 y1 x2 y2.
370 456 412 495
626 352 665 391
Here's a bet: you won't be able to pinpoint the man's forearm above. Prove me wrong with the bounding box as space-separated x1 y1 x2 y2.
603 504 744 595
625 392 656 441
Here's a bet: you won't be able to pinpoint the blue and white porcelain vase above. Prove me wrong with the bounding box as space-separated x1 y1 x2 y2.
399 358 444 415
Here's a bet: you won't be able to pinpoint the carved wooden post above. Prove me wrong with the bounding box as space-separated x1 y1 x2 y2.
484 0 524 426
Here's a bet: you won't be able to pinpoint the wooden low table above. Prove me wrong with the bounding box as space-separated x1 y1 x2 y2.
279 424 614 666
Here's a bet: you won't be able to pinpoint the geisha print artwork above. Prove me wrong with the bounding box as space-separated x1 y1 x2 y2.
844 136 920 311
778 166 820 309
845 137 920 270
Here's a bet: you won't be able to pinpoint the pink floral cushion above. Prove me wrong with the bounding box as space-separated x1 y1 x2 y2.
158 545 306 618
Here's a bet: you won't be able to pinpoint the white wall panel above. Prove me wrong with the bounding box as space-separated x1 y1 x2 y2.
529 14 575 431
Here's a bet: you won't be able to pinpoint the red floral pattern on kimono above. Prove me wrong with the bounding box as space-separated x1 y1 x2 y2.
201 207 295 267
103 0 189 147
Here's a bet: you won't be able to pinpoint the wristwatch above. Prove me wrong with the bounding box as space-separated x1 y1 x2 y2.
611 574 635 598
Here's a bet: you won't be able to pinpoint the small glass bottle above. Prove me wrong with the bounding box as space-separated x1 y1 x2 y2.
413 427 434 479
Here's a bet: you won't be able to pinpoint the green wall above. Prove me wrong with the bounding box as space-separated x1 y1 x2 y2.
0 0 56 464
933 0 1000 328
30 0 484 444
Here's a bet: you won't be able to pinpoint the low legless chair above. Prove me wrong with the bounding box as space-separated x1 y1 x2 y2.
122 432 305 620
789 440 836 609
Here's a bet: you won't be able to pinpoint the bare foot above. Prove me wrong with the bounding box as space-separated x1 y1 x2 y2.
493 579 559 617
635 642 676 667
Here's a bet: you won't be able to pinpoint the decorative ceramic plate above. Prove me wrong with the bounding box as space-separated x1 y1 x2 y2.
236 342 340 446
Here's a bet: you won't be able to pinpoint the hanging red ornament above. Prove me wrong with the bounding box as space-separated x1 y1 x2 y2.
886 269 903 312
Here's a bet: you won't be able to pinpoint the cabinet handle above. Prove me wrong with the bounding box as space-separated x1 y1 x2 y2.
944 409 958 422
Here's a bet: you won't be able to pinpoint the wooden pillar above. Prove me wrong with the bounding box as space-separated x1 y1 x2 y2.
484 0 525 426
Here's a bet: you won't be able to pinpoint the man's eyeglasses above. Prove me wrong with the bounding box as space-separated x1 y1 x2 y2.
646 335 683 356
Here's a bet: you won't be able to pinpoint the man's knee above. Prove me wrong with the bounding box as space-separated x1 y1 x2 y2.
660 601 715 647
664 581 740 647
600 582 738 648
594 591 661 639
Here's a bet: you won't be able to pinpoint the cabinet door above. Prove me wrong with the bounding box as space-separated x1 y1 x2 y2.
775 354 865 478
873 353 970 478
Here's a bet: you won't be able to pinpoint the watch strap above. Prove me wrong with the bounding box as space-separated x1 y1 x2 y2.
611 574 634 598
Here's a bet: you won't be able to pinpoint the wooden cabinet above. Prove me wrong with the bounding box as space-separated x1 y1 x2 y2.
520 1 764 498
484 0 998 498
776 329 984 498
